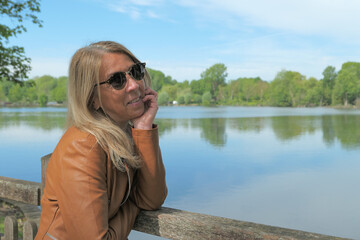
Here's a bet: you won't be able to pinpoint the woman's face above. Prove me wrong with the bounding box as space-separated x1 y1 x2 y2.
94 52 145 127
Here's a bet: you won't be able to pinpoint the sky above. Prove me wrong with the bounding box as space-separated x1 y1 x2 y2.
5 0 360 82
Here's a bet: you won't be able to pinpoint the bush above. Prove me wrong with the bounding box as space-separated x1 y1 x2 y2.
202 92 212 106
158 92 169 105
184 93 192 104
177 95 185 104
193 94 202 104
38 94 48 107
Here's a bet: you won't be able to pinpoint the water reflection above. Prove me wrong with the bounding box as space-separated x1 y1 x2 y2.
0 112 65 130
156 115 360 150
1 111 360 150
1 108 360 238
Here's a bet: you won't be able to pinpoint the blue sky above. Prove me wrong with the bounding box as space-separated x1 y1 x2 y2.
6 0 360 82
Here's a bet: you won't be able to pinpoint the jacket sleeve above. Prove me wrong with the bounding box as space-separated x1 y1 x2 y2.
56 134 139 240
131 125 168 210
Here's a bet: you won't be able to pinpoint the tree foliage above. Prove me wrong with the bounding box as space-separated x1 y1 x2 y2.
0 75 67 105
332 62 360 106
200 63 227 99
3 61 360 108
0 0 43 82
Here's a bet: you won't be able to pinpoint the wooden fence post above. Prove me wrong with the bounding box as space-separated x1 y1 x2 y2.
41 154 51 197
23 220 38 240
4 216 17 240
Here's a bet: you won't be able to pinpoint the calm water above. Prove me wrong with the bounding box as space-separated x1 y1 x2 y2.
1 106 360 239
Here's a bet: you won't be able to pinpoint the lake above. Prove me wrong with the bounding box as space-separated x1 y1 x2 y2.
1 106 360 239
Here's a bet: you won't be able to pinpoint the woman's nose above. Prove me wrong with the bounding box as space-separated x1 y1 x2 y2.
125 74 139 92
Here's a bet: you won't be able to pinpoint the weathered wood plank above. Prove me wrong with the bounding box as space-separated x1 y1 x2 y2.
23 220 38 240
0 177 41 206
4 216 17 240
0 198 41 224
41 153 51 197
133 207 349 240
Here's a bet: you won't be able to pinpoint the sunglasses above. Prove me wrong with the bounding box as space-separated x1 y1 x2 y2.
96 62 146 90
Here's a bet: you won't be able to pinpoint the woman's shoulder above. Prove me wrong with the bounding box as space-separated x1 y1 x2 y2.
61 126 97 144
51 126 106 166
54 126 101 155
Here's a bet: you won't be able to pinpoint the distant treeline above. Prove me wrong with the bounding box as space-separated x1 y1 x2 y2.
1 61 360 107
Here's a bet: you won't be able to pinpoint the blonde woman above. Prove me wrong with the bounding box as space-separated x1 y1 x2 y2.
35 41 167 240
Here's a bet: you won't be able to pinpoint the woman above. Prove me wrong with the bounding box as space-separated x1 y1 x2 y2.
35 41 167 240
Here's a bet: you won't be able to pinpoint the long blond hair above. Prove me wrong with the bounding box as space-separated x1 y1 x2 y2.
67 41 151 171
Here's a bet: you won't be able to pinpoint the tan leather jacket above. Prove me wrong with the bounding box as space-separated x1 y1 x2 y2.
35 125 167 240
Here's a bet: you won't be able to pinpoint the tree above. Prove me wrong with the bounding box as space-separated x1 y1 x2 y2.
0 84 6 101
200 63 227 99
147 68 165 92
202 91 212 106
35 75 57 99
1 0 43 82
320 66 337 105
158 91 169 105
184 93 192 105
161 85 178 101
304 77 321 106
269 70 305 107
190 78 210 96
176 95 185 104
8 83 23 102
38 94 48 107
51 76 67 103
332 62 360 106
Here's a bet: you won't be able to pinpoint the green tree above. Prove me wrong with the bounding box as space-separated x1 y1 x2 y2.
25 86 37 103
51 76 67 103
320 66 337 105
255 80 269 105
0 84 6 102
237 77 263 104
35 75 57 100
184 93 192 105
193 94 202 104
161 85 178 101
200 63 227 99
226 80 241 104
8 84 23 102
202 91 212 106
190 78 210 96
147 68 165 92
304 77 321 106
158 91 169 105
0 0 43 82
269 70 305 107
176 95 185 104
332 62 360 106
0 80 13 97
38 94 48 107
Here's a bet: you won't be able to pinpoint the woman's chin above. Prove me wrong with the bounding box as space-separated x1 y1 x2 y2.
132 104 145 118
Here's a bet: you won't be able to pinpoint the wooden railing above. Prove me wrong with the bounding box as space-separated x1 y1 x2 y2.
0 155 351 240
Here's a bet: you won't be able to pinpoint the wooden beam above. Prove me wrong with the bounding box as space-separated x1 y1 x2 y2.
133 207 349 240
0 177 41 206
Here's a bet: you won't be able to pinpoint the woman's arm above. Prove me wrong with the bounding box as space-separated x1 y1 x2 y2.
131 126 168 210
55 133 138 240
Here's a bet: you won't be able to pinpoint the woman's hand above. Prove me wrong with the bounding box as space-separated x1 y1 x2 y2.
131 88 158 130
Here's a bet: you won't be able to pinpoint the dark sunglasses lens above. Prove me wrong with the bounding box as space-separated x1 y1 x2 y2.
130 63 145 80
109 72 126 90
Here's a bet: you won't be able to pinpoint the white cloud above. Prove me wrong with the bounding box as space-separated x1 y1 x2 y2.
147 9 160 19
177 0 360 41
105 0 164 20
129 0 163 6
